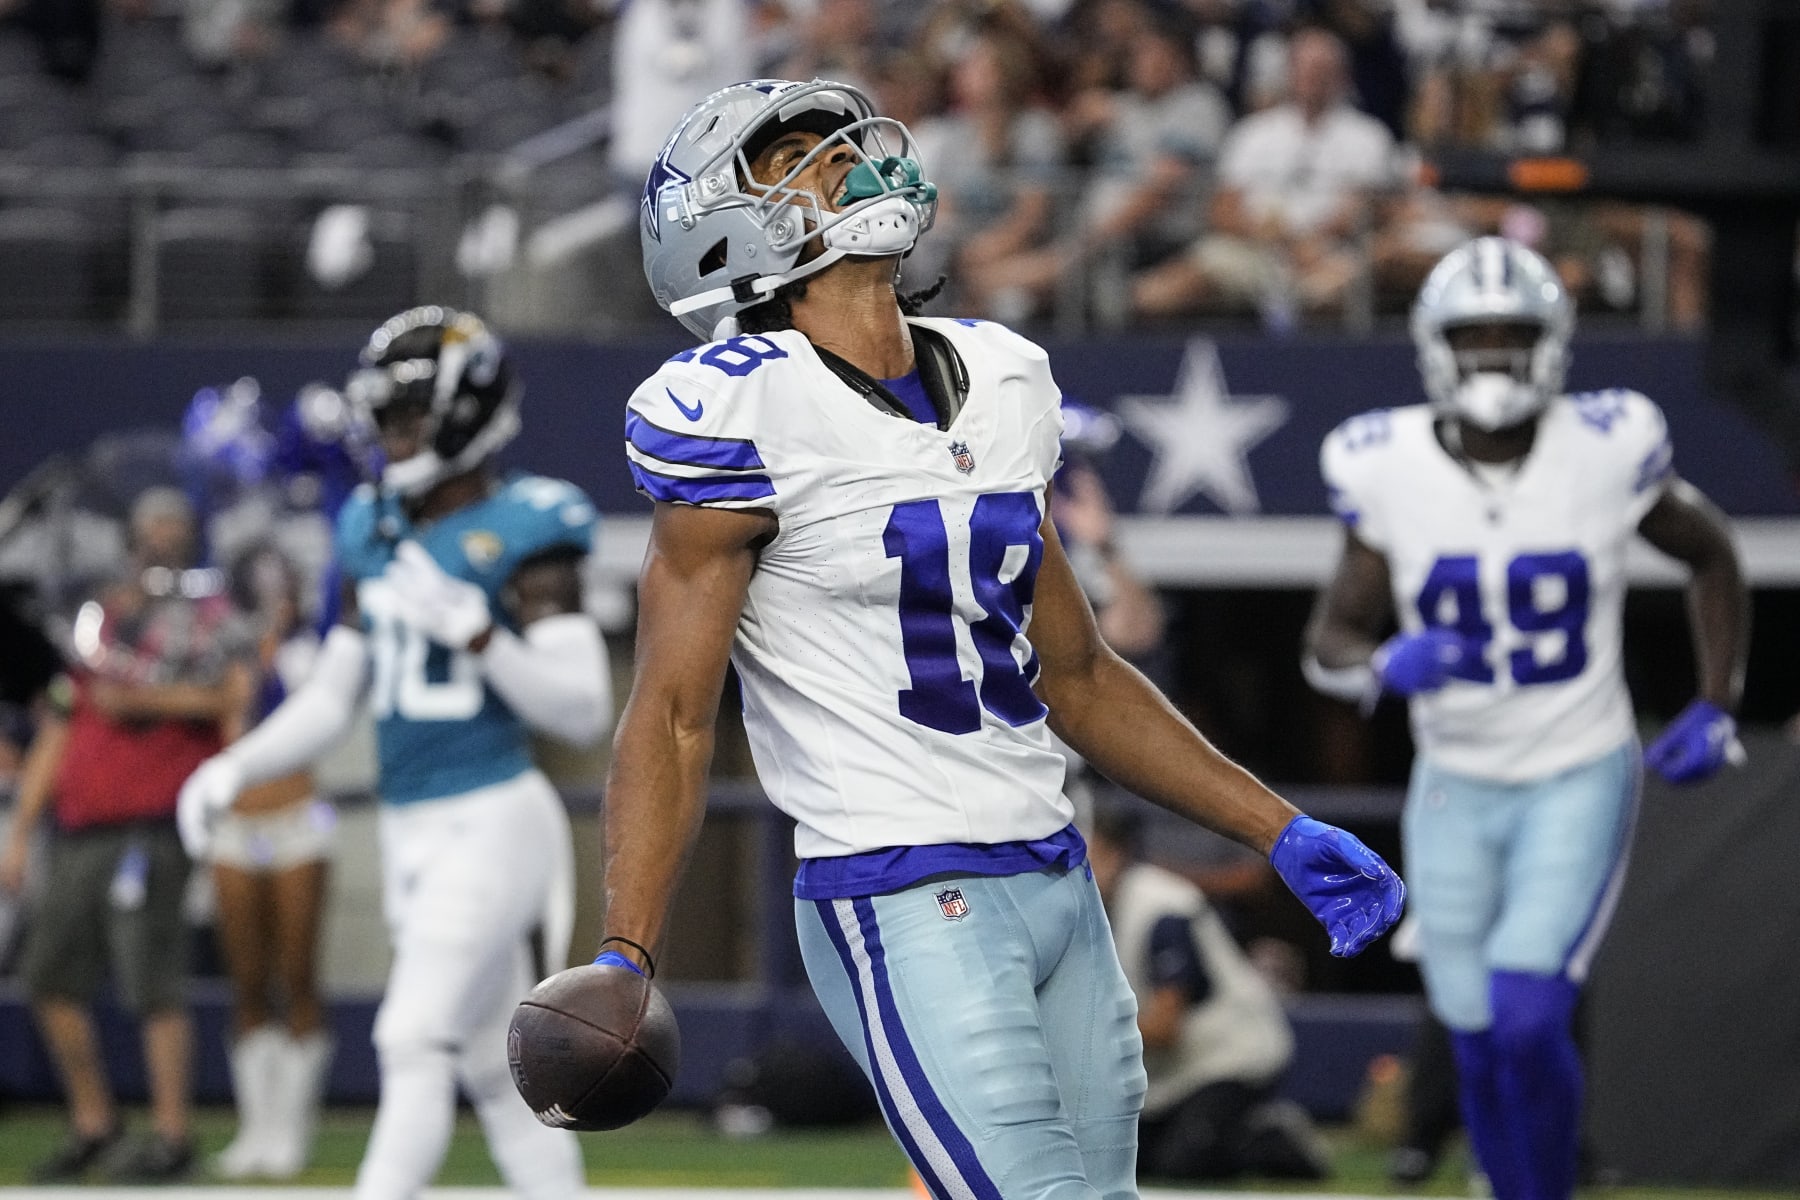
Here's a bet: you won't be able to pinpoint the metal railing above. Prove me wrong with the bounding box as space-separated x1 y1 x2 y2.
0 130 1691 338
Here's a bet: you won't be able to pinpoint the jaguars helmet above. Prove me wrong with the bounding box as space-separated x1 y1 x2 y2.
1412 237 1574 432
641 78 939 341
344 306 519 498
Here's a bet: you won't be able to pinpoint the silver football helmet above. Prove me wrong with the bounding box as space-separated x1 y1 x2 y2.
641 78 939 341
1411 237 1574 431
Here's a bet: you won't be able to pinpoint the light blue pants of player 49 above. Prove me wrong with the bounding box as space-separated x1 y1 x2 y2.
797 865 1147 1200
1403 738 1641 1033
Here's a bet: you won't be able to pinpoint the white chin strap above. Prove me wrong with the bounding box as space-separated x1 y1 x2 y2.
379 401 521 498
671 196 923 325
1453 372 1544 431
382 450 447 497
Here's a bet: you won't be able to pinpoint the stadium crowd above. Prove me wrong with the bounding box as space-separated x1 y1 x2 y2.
0 0 1714 330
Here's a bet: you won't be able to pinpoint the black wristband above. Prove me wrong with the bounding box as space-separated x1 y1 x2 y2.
597 936 656 979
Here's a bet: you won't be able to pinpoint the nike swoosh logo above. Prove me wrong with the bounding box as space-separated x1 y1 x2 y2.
667 387 703 421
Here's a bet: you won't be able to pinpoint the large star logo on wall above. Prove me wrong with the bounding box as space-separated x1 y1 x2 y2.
1117 340 1289 516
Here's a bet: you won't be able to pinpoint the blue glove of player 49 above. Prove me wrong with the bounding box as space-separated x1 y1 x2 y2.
1270 816 1406 957
1644 699 1742 784
1372 629 1475 697
594 950 645 976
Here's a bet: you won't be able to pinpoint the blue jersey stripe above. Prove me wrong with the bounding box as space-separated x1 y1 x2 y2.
815 900 954 1200
629 462 776 504
852 898 1004 1200
794 825 1088 900
626 411 765 471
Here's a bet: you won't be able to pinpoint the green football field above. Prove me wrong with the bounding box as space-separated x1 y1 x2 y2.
0 1106 1789 1198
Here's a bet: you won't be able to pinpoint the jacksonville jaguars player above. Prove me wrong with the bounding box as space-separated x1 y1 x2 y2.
177 308 611 1200
585 78 1404 1199
1304 238 1748 1200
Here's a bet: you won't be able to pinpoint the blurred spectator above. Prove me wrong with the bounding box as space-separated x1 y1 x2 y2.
910 31 1062 314
206 542 335 1181
1302 0 1408 137
181 0 283 66
1367 159 1488 307
1088 806 1329 1183
1130 26 1394 326
768 0 881 91
1051 458 1164 659
607 0 754 182
1056 0 1154 96
327 0 451 67
1 0 102 79
1500 17 1581 153
968 6 1229 323
1507 198 1709 331
0 488 252 1184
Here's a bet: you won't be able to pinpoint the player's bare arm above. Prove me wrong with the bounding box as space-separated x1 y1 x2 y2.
600 502 775 968
1635 478 1749 709
1028 497 1299 857
88 655 256 726
1305 525 1395 671
176 581 372 858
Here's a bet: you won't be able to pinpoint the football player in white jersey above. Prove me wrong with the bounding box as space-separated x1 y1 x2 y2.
177 309 614 1200
1304 237 1749 1200
578 78 1404 1199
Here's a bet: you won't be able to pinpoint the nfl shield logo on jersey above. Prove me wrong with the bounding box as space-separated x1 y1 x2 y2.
948 440 976 474
935 888 970 920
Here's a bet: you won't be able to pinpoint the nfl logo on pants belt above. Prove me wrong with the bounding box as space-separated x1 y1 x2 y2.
935 888 969 920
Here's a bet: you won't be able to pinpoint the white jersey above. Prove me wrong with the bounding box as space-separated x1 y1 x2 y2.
624 319 1073 858
1322 391 1674 781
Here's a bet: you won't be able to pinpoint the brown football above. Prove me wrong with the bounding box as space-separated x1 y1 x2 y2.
506 963 681 1131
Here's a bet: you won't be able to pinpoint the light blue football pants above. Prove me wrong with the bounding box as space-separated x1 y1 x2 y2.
797 865 1147 1200
1404 740 1641 1032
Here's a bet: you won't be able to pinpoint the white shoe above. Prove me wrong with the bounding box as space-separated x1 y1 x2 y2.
214 1025 284 1180
262 1030 334 1179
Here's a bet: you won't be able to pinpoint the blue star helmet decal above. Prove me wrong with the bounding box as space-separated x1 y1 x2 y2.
640 150 693 244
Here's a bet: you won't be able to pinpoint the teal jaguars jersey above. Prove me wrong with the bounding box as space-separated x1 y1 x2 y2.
335 474 597 804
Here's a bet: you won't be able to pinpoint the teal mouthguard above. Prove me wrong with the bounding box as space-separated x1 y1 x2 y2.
837 156 938 206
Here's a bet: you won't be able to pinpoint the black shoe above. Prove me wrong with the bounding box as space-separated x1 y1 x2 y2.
1389 1145 1439 1185
98 1133 195 1184
30 1126 122 1183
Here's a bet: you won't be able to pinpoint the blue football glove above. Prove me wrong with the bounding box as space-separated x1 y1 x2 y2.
1372 629 1475 697
593 950 645 976
1644 699 1742 784
1270 816 1407 958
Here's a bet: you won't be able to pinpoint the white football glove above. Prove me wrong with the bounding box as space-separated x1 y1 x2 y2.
177 755 246 860
383 541 494 650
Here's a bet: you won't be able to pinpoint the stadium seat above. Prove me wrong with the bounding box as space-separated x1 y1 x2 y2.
154 206 269 323
0 208 99 321
289 208 419 323
416 28 524 95
188 131 289 170
346 133 449 171
0 77 94 148
522 155 614 220
293 100 402 157
0 31 43 80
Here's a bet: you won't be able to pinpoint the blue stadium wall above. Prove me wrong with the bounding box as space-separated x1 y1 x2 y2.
4 332 1797 518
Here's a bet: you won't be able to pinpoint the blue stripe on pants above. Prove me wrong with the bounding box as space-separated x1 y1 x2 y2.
816 897 1004 1200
